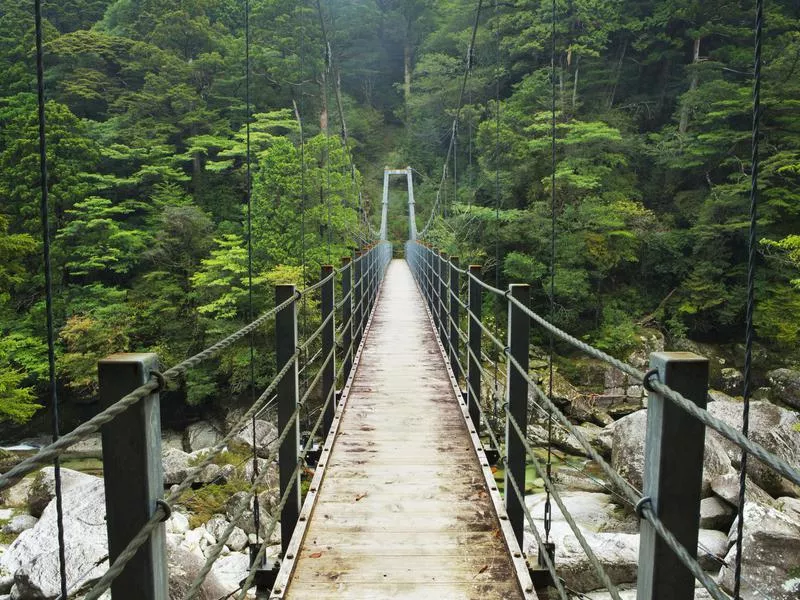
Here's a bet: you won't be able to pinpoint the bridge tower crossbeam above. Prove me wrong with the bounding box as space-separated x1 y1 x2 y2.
380 166 417 241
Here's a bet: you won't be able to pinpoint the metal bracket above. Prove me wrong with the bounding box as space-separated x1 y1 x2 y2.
248 546 281 598
529 541 556 589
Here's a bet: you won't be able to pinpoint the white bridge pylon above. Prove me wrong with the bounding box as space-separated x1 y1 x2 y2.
380 166 417 241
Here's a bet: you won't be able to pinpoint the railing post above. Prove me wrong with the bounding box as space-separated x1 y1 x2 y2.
369 245 376 311
637 352 709 600
341 257 352 380
364 245 372 316
449 257 460 376
505 284 530 547
354 250 363 349
321 265 335 433
467 265 483 434
98 354 168 600
425 246 433 312
276 284 300 553
438 251 448 343
423 245 433 314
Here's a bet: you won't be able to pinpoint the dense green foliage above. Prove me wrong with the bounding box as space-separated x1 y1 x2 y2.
0 0 797 426
405 0 800 360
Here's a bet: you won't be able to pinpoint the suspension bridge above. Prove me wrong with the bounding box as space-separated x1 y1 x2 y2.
4 0 794 598
2 174 799 600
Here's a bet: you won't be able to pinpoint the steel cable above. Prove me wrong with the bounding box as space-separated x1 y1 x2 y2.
0 292 300 490
33 0 68 595
83 350 299 600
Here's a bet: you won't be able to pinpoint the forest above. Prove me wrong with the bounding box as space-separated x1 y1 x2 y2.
0 0 798 431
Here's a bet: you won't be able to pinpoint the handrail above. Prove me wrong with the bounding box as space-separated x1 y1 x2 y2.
42 241 395 600
404 239 798 600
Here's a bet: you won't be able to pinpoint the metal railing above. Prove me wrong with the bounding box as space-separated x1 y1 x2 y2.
405 240 800 600
0 241 392 600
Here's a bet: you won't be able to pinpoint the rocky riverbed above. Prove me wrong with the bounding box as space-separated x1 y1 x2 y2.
1 334 799 599
0 415 280 600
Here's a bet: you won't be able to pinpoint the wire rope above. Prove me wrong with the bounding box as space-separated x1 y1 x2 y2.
34 1 68 596
734 0 764 596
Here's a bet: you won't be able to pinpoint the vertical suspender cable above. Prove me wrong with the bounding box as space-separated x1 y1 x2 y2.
468 88 473 209
244 0 262 546
34 2 68 597
544 0 557 545
323 28 333 263
733 0 763 596
492 0 501 434
453 123 458 212
299 10 309 430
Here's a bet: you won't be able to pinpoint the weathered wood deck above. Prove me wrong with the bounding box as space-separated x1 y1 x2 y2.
271 260 535 600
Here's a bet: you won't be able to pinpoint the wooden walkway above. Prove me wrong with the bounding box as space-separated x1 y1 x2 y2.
272 260 535 600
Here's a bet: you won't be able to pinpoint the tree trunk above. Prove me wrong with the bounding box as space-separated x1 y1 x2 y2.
679 37 701 134
607 38 627 108
404 42 412 103
319 69 328 133
572 56 580 109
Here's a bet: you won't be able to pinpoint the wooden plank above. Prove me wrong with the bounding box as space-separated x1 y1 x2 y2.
281 582 521 600
274 260 534 600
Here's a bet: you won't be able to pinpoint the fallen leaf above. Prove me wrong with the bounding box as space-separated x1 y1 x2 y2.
310 552 323 558
355 492 367 501
477 564 488 574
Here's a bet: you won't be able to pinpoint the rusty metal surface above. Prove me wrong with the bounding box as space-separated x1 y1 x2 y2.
275 260 533 600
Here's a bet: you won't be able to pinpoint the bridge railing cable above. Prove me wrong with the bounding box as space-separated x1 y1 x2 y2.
1 242 391 600
405 240 799 600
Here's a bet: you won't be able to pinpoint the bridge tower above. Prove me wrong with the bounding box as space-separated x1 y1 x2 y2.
380 166 417 241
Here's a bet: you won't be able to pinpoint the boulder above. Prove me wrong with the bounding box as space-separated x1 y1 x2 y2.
243 457 269 483
555 470 609 494
225 492 271 537
584 588 716 599
203 516 247 552
183 421 223 453
1 475 108 599
203 516 230 542
167 536 229 600
525 491 637 534
598 331 664 410
524 523 639 593
528 423 588 457
707 398 800 497
26 467 97 518
719 368 744 396
719 502 800 599
226 527 248 552
767 368 800 410
778 497 800 521
576 423 613 460
162 447 222 486
697 529 729 570
209 552 249 594
162 430 185 452
234 420 278 459
700 497 735 531
67 435 103 456
166 511 190 535
710 473 776 508
1 478 32 510
1 516 36 536
611 410 734 497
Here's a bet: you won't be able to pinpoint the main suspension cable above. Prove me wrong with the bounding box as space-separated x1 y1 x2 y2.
34 1 68 597
734 0 764 596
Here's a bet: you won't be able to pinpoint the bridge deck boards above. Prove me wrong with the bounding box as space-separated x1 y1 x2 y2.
277 260 531 600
